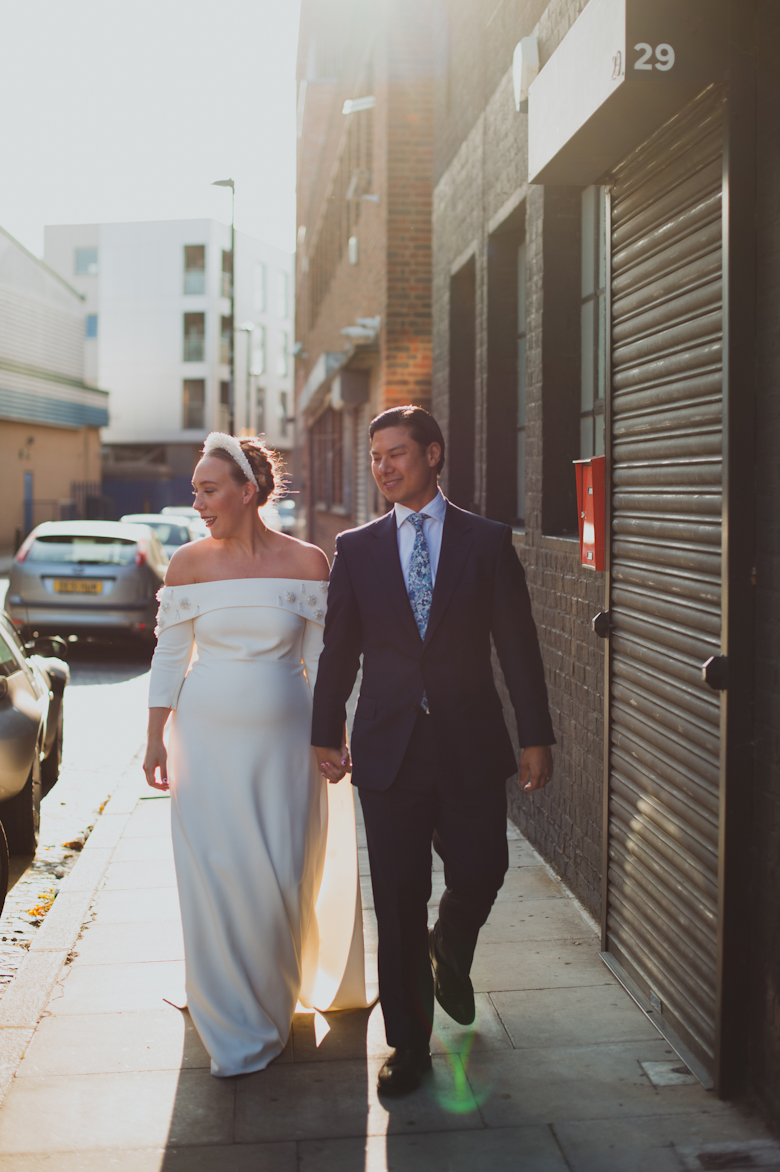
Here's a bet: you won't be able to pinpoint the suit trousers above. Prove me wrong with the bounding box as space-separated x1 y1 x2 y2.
359 710 509 1050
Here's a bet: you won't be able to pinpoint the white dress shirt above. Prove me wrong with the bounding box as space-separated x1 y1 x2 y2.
394 488 447 589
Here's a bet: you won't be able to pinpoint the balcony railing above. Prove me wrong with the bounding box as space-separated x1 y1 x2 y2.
184 270 206 295
217 404 231 432
220 339 230 365
221 273 232 299
184 336 205 362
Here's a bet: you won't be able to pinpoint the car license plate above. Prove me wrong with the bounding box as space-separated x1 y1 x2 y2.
53 579 103 594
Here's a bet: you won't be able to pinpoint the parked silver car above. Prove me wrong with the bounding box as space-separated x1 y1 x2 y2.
7 520 167 644
160 505 209 539
119 514 197 560
0 611 69 911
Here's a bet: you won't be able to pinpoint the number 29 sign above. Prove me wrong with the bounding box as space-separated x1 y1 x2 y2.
633 42 676 72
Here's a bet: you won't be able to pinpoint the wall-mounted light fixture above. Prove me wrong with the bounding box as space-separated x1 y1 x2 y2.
513 36 539 112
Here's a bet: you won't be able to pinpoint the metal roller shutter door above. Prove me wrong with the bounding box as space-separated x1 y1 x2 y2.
605 86 726 1076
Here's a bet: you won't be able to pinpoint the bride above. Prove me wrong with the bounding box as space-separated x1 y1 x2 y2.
142 432 368 1077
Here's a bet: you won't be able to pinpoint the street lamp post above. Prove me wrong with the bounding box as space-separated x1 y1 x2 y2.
212 178 235 433
237 321 255 434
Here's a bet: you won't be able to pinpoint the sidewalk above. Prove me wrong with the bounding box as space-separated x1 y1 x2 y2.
0 767 774 1172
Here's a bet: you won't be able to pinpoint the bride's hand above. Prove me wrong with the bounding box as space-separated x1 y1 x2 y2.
340 726 351 774
143 740 170 792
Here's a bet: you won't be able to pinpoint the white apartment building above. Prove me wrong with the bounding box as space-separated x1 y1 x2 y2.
0 224 107 547
43 220 294 510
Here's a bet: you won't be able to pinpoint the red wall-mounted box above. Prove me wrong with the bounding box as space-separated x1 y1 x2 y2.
573 455 606 571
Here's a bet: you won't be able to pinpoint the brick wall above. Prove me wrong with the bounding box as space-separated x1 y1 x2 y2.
296 0 433 556
749 0 780 1127
432 0 606 918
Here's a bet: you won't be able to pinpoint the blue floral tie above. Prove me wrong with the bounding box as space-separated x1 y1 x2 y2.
407 513 432 711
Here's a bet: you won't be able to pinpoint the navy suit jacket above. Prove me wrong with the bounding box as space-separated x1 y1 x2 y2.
311 500 555 793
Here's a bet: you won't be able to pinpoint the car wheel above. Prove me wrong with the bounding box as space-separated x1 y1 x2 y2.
0 823 9 917
41 707 63 797
2 753 41 856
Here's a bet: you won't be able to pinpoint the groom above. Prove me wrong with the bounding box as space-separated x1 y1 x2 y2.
312 405 555 1096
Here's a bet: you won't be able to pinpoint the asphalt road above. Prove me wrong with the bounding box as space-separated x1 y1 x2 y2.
0 576 151 993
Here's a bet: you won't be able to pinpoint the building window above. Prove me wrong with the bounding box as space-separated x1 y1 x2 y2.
218 380 230 431
254 263 266 312
581 185 606 458
182 380 205 429
516 242 527 525
312 408 344 509
276 330 289 376
220 316 232 365
279 390 289 437
253 325 266 374
85 314 98 339
277 271 289 319
184 245 206 295
221 250 233 299
75 247 98 276
183 313 205 362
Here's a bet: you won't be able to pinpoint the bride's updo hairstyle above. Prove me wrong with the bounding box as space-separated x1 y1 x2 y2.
202 436 283 508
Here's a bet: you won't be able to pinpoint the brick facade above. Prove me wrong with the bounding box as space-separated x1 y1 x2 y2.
433 0 605 917
295 0 433 558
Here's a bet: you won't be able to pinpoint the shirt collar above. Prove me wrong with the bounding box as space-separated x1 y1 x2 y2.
394 488 447 529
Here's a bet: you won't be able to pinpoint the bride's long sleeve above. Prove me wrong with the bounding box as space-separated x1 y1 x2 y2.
301 618 325 697
148 616 195 710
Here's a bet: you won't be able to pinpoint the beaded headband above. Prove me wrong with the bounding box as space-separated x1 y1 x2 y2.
203 432 259 491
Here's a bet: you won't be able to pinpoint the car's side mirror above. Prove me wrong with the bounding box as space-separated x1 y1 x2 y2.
26 636 69 661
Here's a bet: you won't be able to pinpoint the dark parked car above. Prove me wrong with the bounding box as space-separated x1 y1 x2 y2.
7 520 167 645
0 612 69 913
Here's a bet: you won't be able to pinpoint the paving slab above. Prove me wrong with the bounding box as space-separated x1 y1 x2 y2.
16 1008 210 1075
0 1148 297 1172
491 984 661 1049
463 1040 727 1128
0 1070 235 1153
112 835 179 863
555 1111 776 1172
103 859 179 891
479 897 598 943
91 886 183 924
233 1056 483 1144
298 1125 568 1171
74 919 185 965
471 939 614 993
47 960 186 1015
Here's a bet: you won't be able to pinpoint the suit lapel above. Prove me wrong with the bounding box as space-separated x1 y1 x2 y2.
423 502 474 648
369 510 420 642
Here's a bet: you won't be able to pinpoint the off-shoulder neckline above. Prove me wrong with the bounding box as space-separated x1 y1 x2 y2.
161 577 328 588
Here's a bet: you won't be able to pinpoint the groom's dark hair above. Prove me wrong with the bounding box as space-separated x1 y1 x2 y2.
369 405 445 476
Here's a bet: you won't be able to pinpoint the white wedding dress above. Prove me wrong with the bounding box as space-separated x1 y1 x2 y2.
148 577 368 1077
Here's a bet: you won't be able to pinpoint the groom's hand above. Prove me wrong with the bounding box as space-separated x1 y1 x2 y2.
314 746 349 784
519 745 553 793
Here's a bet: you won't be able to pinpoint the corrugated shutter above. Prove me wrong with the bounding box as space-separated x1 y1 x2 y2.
605 87 725 1074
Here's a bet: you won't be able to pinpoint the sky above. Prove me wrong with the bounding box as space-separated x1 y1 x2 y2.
0 0 301 260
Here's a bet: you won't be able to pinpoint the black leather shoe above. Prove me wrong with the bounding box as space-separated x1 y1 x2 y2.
377 1048 432 1096
429 929 476 1025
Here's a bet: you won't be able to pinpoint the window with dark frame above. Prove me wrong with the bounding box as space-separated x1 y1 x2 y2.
184 245 206 295
182 380 205 429
311 408 344 510
183 313 205 362
517 242 527 525
580 185 606 458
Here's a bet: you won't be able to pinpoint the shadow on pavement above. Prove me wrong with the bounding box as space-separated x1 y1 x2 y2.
64 636 154 685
